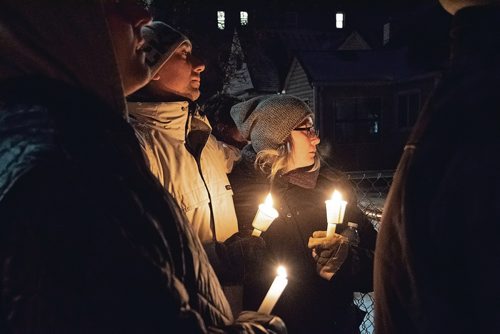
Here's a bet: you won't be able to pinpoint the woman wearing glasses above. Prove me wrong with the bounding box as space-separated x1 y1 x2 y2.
228 95 377 334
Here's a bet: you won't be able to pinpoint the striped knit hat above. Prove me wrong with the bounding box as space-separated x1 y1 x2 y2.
141 21 191 77
230 95 313 153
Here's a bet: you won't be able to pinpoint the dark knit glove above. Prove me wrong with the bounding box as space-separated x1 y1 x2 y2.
224 232 266 284
205 232 266 285
232 310 287 334
308 230 349 281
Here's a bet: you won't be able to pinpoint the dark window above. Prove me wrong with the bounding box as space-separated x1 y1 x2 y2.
398 91 421 128
334 97 381 143
284 12 298 27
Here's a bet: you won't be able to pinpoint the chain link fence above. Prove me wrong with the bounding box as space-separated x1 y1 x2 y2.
346 170 395 334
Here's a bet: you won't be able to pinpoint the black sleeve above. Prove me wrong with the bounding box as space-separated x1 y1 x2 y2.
0 163 287 334
0 164 205 333
229 163 270 233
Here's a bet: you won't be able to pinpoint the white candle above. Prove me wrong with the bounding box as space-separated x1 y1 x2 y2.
252 193 279 236
325 190 347 238
258 266 288 314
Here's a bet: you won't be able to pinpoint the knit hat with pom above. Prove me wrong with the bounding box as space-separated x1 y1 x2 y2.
141 21 191 77
230 95 313 153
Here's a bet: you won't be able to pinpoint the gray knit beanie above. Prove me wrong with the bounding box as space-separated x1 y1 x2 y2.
230 95 313 153
142 21 191 77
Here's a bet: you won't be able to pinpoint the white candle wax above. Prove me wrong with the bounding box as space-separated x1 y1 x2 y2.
326 222 337 237
258 266 288 314
325 190 347 238
252 194 279 236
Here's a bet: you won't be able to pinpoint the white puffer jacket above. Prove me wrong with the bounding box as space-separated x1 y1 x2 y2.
128 101 240 243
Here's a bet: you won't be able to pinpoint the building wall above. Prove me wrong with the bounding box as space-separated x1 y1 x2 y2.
283 59 314 110
316 75 439 171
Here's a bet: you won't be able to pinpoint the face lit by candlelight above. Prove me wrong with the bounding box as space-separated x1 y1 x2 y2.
289 116 320 170
149 42 206 101
105 0 153 95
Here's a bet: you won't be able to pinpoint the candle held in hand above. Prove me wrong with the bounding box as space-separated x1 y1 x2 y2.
325 190 347 237
258 266 288 314
252 193 279 236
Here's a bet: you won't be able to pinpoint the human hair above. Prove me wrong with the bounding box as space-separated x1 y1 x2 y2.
201 93 242 130
255 138 321 181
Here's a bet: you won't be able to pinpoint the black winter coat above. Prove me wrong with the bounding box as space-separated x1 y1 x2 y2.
229 149 271 234
374 6 500 334
0 78 278 333
230 150 377 334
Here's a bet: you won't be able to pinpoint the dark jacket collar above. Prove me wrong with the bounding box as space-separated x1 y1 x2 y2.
280 165 320 189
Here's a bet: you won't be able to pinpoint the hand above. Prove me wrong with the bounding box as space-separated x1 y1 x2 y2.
308 230 349 281
234 310 287 334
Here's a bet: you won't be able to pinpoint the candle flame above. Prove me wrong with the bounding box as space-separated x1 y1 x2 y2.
277 265 287 278
264 193 274 207
330 190 342 201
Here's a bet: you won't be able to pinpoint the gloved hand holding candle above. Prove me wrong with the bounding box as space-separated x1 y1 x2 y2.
308 230 349 280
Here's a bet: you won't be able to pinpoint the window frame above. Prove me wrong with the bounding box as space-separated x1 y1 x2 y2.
333 96 382 144
240 11 248 26
335 12 344 29
217 10 225 30
397 90 421 129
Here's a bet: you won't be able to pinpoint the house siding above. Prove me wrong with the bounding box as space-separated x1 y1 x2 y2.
284 59 314 110
316 75 439 171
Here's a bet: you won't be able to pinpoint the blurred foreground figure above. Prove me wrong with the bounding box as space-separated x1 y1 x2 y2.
0 1 285 333
374 0 500 333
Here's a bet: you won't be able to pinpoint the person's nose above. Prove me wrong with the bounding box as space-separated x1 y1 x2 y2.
311 136 320 146
192 55 206 73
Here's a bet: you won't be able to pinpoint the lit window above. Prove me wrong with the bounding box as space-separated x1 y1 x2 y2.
217 11 225 30
383 22 391 45
240 11 248 26
336 12 344 29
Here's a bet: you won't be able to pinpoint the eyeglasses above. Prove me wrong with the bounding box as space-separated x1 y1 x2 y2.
293 126 319 138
